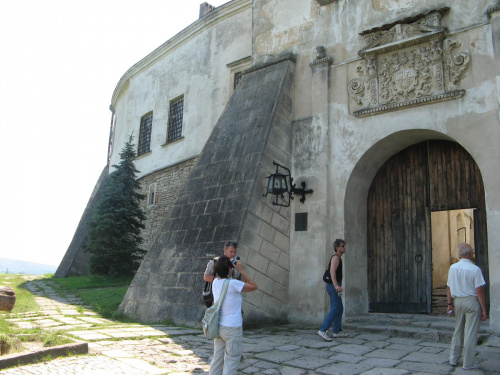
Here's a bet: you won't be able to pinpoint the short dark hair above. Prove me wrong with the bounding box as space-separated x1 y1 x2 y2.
224 241 238 248
333 238 345 252
214 255 233 278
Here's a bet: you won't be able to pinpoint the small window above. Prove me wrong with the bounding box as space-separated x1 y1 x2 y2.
167 96 184 143
138 112 153 156
226 56 251 94
148 183 157 206
234 71 243 90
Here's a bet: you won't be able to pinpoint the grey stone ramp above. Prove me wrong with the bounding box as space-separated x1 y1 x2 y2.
120 56 296 326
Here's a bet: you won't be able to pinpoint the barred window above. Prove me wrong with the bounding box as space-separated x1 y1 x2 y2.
234 71 243 90
167 96 184 143
138 112 153 156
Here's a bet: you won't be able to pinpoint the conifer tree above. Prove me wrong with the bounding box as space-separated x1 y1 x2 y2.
87 135 146 277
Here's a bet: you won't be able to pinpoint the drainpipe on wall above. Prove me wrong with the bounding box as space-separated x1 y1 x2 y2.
107 104 115 168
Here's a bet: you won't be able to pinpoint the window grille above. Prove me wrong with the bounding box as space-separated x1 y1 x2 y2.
138 112 153 156
234 71 243 90
167 96 184 143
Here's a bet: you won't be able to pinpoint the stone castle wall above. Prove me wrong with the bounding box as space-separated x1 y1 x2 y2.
120 57 296 326
137 157 198 253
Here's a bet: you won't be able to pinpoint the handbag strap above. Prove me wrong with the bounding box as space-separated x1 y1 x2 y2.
213 279 230 310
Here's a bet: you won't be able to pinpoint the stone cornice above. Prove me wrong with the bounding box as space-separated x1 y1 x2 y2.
360 7 449 35
310 56 333 67
243 54 296 75
360 30 445 57
111 0 251 106
226 56 251 68
353 90 465 117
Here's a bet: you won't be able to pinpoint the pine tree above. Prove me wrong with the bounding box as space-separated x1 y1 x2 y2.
87 135 146 277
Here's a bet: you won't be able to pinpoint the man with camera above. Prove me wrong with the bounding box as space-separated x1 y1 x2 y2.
203 241 244 307
204 241 243 283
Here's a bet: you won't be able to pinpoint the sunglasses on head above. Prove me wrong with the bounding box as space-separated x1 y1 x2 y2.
225 241 238 248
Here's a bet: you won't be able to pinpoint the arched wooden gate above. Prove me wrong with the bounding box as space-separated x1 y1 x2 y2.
367 140 489 313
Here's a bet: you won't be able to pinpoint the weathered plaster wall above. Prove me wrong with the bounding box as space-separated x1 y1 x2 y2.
252 0 500 333
109 0 252 179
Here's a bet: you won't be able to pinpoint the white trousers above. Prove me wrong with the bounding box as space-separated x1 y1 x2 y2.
450 296 481 367
209 325 243 375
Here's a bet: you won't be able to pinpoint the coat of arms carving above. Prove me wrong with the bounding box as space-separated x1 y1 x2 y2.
348 8 470 117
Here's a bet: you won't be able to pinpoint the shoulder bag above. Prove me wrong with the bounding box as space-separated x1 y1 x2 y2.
202 279 230 339
202 259 217 307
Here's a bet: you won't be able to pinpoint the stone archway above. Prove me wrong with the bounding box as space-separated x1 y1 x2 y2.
345 131 489 315
343 130 454 316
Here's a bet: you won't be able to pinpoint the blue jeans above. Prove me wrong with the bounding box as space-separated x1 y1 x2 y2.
319 283 343 333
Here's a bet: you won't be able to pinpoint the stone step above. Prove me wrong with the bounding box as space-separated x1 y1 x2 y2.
344 313 490 343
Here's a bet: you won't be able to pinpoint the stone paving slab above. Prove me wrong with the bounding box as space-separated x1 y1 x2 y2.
54 316 87 324
396 361 454 374
401 352 449 364
333 344 376 356
316 362 375 375
76 316 107 324
284 356 336 370
365 349 410 360
360 369 409 375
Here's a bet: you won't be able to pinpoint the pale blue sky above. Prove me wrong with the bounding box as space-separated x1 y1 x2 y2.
0 0 228 266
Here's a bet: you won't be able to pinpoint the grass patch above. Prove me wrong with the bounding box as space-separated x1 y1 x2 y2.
49 274 133 290
49 275 133 321
0 330 74 356
79 286 130 320
0 274 39 315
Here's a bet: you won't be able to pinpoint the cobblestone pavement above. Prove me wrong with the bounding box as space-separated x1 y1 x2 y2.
1 278 499 375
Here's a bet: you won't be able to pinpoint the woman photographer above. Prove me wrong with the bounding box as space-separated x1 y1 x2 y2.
209 255 258 375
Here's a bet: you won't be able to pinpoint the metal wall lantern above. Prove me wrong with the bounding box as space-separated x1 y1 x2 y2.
263 161 313 207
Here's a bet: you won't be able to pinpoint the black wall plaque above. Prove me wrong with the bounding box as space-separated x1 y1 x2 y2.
295 212 308 231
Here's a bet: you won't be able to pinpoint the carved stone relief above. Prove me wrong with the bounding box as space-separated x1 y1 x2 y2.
348 9 470 117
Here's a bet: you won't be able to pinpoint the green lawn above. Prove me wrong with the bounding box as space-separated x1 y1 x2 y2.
48 275 134 320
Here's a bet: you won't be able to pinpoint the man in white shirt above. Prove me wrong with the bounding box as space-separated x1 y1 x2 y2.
446 243 487 370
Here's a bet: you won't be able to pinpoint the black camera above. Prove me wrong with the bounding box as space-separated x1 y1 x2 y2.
231 256 240 264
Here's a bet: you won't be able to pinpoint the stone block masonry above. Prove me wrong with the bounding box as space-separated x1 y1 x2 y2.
55 158 197 278
137 158 198 254
120 56 296 326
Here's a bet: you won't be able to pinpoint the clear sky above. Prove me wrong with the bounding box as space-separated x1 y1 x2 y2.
0 0 229 266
